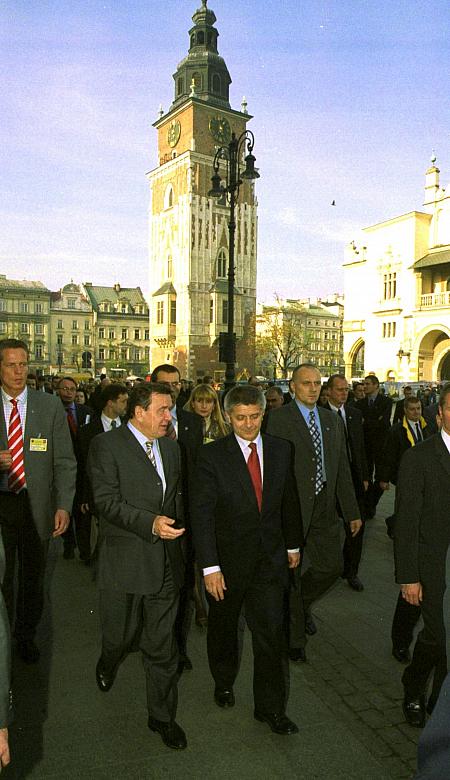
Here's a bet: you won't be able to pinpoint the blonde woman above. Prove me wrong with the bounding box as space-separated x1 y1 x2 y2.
184 384 230 443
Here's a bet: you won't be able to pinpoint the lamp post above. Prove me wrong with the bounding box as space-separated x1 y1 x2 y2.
208 130 259 390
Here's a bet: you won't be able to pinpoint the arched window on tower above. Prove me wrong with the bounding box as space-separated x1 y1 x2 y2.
217 248 228 279
167 256 173 279
197 31 205 44
212 74 221 94
192 72 202 91
190 34 195 48
164 183 174 210
177 77 183 95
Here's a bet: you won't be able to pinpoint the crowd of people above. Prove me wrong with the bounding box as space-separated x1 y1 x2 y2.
0 336 449 774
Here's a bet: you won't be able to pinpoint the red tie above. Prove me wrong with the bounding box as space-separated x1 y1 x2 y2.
66 407 78 437
165 416 177 440
247 442 262 512
7 398 26 493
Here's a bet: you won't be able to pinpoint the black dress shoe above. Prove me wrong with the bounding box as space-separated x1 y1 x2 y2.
392 647 411 664
305 613 317 636
347 576 364 592
403 695 426 728
214 688 235 708
17 639 40 664
148 717 187 749
96 659 117 692
254 711 299 735
289 647 306 663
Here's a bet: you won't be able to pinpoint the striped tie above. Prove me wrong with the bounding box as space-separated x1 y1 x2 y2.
146 440 157 469
8 398 26 493
165 416 177 440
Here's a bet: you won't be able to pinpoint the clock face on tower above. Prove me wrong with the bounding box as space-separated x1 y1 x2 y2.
209 116 231 145
167 120 181 148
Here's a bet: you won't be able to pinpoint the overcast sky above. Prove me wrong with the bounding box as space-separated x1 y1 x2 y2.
1 0 449 303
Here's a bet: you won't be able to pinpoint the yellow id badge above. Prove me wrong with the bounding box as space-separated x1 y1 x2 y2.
30 438 48 452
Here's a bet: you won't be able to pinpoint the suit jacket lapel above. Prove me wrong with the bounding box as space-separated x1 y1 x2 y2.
287 401 315 455
434 433 450 479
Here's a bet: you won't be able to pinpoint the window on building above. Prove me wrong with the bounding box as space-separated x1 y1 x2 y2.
35 323 43 335
210 299 214 324
20 302 28 313
167 256 173 279
57 319 63 329
84 335 90 346
192 71 202 90
217 248 228 279
170 300 176 325
156 301 164 325
134 329 140 340
35 345 43 359
57 334 63 345
222 299 229 325
20 323 29 334
67 298 76 309
122 328 128 340
383 272 397 300
121 303 127 313
177 77 183 95
84 320 90 330
382 321 397 338
72 334 78 345
121 348 128 361
99 347 105 361
212 73 221 93
35 302 43 314
72 320 78 330
109 329 115 339
110 348 116 361
0 323 6 334
98 327 105 338
0 301 6 312
135 349 141 361
144 328 149 340
197 31 204 45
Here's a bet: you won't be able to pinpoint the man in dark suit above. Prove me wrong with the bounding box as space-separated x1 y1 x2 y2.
325 374 368 591
356 374 392 518
267 363 361 661
87 383 187 750
150 364 203 672
57 375 92 559
393 385 413 425
191 384 302 735
76 384 128 563
0 339 76 663
0 536 11 769
394 384 450 727
379 396 430 664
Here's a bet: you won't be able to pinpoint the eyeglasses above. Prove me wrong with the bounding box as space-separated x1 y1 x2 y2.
59 385 77 392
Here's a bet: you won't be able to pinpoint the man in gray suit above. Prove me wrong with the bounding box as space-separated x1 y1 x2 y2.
87 383 187 750
0 338 76 663
0 536 11 769
267 363 361 661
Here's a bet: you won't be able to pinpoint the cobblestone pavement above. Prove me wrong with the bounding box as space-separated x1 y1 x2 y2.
4 489 422 779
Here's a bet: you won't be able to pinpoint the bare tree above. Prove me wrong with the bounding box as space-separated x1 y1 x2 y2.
255 298 311 378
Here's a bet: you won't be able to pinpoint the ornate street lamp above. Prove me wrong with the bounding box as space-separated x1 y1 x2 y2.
208 130 259 389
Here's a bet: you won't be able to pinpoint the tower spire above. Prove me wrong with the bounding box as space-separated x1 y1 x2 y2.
170 1 232 111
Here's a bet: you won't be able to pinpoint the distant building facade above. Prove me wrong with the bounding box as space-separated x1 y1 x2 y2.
147 0 257 381
50 283 94 373
343 157 450 381
0 275 51 372
82 282 150 377
255 295 344 379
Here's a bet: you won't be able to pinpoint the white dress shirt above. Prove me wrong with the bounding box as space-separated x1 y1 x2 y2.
101 413 121 432
441 428 450 454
